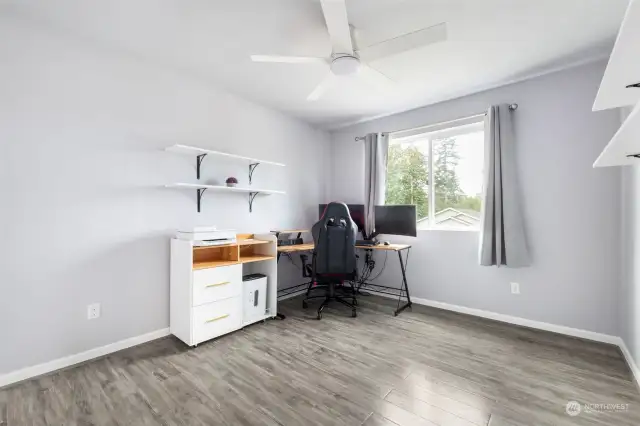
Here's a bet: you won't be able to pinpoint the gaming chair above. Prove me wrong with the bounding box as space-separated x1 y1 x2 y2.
301 202 358 319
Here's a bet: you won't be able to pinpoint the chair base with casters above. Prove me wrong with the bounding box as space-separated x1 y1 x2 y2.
302 282 358 319
301 254 358 319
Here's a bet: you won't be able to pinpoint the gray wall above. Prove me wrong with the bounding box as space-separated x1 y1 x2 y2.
620 106 640 368
329 61 622 335
0 13 329 375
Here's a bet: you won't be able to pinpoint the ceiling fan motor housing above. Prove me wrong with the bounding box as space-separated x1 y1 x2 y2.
331 55 361 75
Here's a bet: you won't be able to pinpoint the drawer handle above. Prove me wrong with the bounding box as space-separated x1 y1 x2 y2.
206 281 230 288
205 314 229 323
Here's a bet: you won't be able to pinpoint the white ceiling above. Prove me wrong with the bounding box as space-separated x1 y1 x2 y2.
2 0 630 129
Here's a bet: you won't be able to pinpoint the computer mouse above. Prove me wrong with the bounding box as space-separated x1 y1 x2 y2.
383 241 390 246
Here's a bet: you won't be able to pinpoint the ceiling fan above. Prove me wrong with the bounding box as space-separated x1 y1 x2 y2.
251 0 447 101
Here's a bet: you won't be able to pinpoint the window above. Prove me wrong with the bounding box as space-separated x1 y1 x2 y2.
386 117 485 230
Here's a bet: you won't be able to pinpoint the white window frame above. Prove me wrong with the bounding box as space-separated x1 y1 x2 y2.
389 116 485 230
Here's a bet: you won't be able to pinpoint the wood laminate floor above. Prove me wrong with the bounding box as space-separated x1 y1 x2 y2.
1 295 639 426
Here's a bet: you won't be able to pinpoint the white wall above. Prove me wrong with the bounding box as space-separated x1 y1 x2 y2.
329 61 622 335
620 107 640 369
0 13 329 375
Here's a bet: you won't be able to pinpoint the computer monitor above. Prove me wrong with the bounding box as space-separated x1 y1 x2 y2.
318 204 365 233
374 205 417 237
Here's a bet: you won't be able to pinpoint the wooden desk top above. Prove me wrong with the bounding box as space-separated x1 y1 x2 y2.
362 243 411 251
277 243 315 253
277 242 410 253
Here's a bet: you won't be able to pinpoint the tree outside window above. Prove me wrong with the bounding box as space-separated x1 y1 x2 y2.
386 121 484 230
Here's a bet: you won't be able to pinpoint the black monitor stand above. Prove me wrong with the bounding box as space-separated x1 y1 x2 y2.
356 230 380 246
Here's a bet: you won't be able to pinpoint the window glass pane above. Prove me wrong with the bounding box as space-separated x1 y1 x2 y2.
385 139 429 223
432 126 484 230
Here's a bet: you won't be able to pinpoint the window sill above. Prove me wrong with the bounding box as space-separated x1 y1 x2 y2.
417 227 480 233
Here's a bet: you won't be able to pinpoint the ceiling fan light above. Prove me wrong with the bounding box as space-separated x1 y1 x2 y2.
331 55 361 76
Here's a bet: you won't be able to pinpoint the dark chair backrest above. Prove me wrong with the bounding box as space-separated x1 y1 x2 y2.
312 202 357 275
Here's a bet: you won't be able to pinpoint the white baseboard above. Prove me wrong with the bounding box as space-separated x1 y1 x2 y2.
408 296 620 345
617 338 640 391
0 328 170 389
370 291 619 344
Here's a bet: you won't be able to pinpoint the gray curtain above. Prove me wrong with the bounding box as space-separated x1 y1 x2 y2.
364 132 389 238
479 105 529 267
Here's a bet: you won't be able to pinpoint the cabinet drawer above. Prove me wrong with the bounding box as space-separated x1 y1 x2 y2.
192 264 241 306
192 297 242 344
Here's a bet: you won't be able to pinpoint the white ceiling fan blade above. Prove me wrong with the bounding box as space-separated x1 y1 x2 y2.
307 72 336 101
251 55 326 64
357 22 447 62
359 65 394 92
320 0 353 54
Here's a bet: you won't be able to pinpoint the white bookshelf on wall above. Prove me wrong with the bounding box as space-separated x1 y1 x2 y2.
170 233 278 347
164 144 286 212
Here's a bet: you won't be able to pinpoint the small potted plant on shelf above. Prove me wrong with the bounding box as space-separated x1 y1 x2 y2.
225 177 238 187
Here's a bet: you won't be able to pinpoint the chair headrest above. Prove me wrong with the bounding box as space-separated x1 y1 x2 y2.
320 202 353 224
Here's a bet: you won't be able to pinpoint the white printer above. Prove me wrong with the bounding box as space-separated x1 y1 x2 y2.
176 227 236 246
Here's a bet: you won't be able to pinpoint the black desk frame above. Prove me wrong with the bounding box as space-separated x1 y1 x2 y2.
276 245 412 317
357 247 412 316
275 250 312 320
273 230 309 320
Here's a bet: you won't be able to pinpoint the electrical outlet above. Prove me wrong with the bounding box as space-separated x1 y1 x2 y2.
510 282 520 294
87 303 101 320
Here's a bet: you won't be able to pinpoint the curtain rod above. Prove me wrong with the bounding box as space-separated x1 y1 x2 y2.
354 103 518 141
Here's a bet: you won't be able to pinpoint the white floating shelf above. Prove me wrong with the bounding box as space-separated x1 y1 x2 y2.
165 144 286 167
592 0 640 111
593 102 640 167
165 183 286 213
165 183 285 195
165 145 286 212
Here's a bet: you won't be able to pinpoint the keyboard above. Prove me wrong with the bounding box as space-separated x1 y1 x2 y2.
356 240 379 246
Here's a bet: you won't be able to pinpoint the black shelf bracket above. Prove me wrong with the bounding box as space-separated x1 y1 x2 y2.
249 163 260 184
197 188 207 213
248 192 259 213
626 83 640 89
196 189 263 213
626 154 640 159
196 154 207 180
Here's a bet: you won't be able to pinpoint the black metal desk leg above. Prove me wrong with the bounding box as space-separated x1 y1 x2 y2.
275 253 286 320
394 249 412 316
